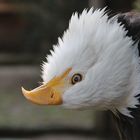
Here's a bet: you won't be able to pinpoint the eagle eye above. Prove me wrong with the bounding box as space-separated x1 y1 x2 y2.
71 73 82 85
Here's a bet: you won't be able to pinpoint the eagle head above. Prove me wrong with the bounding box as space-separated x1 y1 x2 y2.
22 8 140 117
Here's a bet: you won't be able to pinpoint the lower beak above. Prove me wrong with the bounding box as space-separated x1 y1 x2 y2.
22 68 72 105
22 84 62 105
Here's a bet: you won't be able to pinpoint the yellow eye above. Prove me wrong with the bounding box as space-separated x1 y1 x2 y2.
71 73 82 85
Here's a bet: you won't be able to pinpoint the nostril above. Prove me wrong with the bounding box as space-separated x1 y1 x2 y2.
51 93 54 98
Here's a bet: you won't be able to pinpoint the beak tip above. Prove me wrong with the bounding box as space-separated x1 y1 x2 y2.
21 87 29 96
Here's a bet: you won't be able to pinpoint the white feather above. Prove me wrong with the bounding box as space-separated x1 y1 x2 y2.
42 8 140 117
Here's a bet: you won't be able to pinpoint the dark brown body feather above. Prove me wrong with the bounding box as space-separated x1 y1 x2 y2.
112 12 140 140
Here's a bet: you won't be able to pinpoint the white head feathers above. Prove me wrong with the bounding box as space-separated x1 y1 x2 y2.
42 8 140 117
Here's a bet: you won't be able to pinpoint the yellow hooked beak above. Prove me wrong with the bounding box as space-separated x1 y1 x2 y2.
22 68 71 105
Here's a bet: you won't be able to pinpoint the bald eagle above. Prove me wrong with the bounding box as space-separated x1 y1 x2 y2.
22 8 140 140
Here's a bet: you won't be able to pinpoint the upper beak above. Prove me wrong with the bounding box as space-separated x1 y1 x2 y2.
22 83 62 105
21 68 72 105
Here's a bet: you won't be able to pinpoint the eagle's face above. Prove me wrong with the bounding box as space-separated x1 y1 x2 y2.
22 8 139 117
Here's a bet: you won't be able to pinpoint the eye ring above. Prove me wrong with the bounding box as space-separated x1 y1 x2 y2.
71 73 83 85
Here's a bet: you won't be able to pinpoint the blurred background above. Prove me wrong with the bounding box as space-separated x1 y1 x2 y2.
0 0 139 140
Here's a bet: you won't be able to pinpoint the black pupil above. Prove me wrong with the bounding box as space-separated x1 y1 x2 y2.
74 76 79 82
